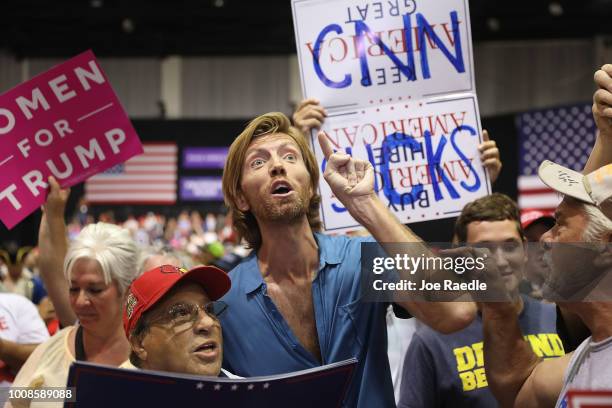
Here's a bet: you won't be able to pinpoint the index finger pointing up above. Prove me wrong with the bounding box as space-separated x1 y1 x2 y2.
318 131 334 159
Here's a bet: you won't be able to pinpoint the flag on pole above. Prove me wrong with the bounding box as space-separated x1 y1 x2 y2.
85 143 177 204
517 103 596 211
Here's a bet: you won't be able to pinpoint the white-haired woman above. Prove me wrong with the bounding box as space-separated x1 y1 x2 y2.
9 179 141 408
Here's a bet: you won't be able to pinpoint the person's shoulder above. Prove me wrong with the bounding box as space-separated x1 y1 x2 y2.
317 232 374 244
411 324 441 344
23 326 73 367
0 292 36 306
315 232 374 257
0 293 39 317
221 253 262 302
44 325 73 346
227 252 257 277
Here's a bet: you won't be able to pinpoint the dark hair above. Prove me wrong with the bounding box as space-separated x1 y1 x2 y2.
454 193 525 243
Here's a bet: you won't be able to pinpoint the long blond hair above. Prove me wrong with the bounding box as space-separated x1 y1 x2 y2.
222 112 321 250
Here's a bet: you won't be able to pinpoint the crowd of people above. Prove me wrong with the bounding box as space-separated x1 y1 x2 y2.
0 64 611 407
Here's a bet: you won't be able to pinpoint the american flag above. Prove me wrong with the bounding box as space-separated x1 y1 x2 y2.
85 143 177 204
517 103 596 211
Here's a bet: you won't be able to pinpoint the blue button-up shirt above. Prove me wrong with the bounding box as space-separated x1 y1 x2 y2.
220 233 396 407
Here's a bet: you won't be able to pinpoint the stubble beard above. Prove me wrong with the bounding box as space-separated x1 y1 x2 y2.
254 190 310 224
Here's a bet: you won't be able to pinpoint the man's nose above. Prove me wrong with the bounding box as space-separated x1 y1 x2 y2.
493 247 510 268
269 156 286 177
194 309 215 334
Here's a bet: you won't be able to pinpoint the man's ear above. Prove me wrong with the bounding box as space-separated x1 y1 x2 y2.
236 191 250 212
129 333 148 362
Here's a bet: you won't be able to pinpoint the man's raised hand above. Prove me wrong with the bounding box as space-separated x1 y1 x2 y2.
478 130 502 183
292 98 327 136
593 64 612 138
318 132 375 202
42 176 69 217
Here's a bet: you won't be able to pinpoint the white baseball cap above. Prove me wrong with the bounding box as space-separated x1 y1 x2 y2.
538 160 612 218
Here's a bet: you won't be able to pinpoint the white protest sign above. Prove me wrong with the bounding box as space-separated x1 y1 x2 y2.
314 94 487 231
292 0 489 231
292 0 475 110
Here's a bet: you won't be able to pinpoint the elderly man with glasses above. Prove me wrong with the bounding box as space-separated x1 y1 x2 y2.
121 264 239 378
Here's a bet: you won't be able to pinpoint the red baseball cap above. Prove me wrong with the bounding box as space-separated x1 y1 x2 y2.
520 209 555 230
123 264 231 336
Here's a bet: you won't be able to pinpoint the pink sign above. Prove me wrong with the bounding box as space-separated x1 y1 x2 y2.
0 50 143 229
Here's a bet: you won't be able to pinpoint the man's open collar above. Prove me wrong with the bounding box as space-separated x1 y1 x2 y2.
315 232 342 266
242 254 265 295
241 232 343 294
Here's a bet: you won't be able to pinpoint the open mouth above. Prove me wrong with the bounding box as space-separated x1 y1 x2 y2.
194 342 217 353
193 341 219 362
271 181 293 196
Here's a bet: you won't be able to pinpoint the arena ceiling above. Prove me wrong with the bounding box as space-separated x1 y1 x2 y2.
2 0 612 58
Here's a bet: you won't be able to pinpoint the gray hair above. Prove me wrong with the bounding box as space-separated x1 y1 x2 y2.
581 203 612 242
64 223 141 295
137 246 194 274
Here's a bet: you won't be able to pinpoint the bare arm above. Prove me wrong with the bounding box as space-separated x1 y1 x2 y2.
38 176 76 327
318 133 476 333
482 303 569 407
584 65 612 173
0 340 39 372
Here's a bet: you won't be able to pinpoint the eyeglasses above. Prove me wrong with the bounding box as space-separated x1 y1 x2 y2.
148 301 228 330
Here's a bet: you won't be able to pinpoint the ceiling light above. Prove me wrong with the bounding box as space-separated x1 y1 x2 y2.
486 18 500 32
122 18 135 34
549 2 563 16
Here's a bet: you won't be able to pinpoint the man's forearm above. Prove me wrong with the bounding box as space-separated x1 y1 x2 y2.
482 303 540 408
346 193 421 244
346 193 476 332
584 131 612 173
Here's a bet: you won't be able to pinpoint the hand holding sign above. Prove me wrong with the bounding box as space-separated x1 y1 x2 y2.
318 131 375 205
478 130 502 183
42 176 70 217
292 98 327 136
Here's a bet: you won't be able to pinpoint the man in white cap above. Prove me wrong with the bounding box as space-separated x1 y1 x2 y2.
480 160 612 407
